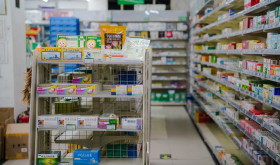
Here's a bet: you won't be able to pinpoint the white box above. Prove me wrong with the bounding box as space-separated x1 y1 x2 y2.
37 116 58 129
77 116 98 129
122 118 142 130
128 85 143 95
57 116 77 129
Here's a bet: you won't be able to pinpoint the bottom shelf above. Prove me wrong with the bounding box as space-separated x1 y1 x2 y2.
151 101 186 106
187 107 252 165
63 153 143 165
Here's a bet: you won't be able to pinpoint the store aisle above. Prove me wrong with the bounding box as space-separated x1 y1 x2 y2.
150 106 215 165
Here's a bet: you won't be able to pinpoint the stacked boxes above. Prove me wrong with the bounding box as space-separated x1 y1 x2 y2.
50 17 80 46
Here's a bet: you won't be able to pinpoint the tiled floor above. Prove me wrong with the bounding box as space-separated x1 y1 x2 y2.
4 106 214 165
150 106 215 165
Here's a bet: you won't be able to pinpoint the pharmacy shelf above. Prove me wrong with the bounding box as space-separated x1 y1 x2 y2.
60 158 143 165
150 38 187 41
193 49 280 55
192 23 280 44
152 47 186 49
152 71 187 74
192 92 280 164
192 67 280 112
192 25 265 44
38 91 142 99
152 54 187 57
191 0 280 35
193 80 280 139
38 127 142 132
38 60 143 65
151 101 186 106
191 0 237 28
152 87 186 89
195 0 214 15
152 78 186 81
152 62 187 65
192 59 280 83
189 97 257 165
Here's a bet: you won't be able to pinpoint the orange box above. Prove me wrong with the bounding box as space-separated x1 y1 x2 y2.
219 73 234 79
270 65 280 75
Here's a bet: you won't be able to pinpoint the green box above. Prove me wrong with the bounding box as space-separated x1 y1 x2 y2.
181 93 186 102
37 151 61 165
109 119 117 125
85 36 101 49
168 90 175 102
174 93 181 102
155 93 161 101
160 93 169 102
106 144 128 158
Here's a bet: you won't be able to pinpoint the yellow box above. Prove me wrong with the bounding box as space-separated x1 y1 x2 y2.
62 48 84 61
236 43 243 50
249 40 260 49
41 47 62 61
194 45 202 50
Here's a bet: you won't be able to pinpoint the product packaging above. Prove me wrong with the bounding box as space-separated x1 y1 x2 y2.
100 26 126 61
62 48 83 61
73 73 92 84
77 116 98 129
37 116 58 129
122 118 142 130
73 149 100 164
57 35 85 48
37 151 61 165
41 47 62 61
57 116 77 129
37 84 57 95
122 38 150 61
127 85 143 95
85 36 101 49
76 84 98 95
57 85 76 95
111 85 127 95
99 114 119 129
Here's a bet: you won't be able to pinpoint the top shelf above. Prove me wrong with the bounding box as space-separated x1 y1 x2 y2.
191 0 280 36
38 60 143 65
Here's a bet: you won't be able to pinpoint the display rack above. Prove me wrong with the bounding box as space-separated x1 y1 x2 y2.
190 0 280 164
29 49 152 165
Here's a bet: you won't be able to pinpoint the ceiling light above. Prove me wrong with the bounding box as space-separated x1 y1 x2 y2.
42 0 48 2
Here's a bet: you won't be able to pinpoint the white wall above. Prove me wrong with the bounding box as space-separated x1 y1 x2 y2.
88 0 108 11
171 0 190 11
0 0 26 119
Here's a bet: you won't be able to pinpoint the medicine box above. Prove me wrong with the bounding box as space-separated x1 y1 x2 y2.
77 116 98 129
111 85 127 95
37 84 57 95
73 149 100 164
37 116 58 129
41 47 62 61
57 85 76 95
127 85 143 95
73 74 92 84
85 36 101 49
58 116 77 129
37 151 61 165
122 118 142 130
62 48 84 61
57 35 85 48
76 84 98 95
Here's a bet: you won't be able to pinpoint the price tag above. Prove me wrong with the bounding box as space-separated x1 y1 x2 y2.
66 124 76 131
84 58 94 64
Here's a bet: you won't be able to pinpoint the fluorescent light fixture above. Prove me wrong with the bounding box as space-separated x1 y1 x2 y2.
86 0 90 1
42 0 48 2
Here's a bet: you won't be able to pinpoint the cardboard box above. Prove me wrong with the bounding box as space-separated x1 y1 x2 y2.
0 108 14 160
5 123 29 160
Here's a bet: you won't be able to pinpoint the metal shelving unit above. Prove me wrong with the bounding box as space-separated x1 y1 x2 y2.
190 0 280 164
29 50 152 165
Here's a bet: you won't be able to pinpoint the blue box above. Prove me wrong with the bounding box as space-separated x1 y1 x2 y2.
73 149 100 165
